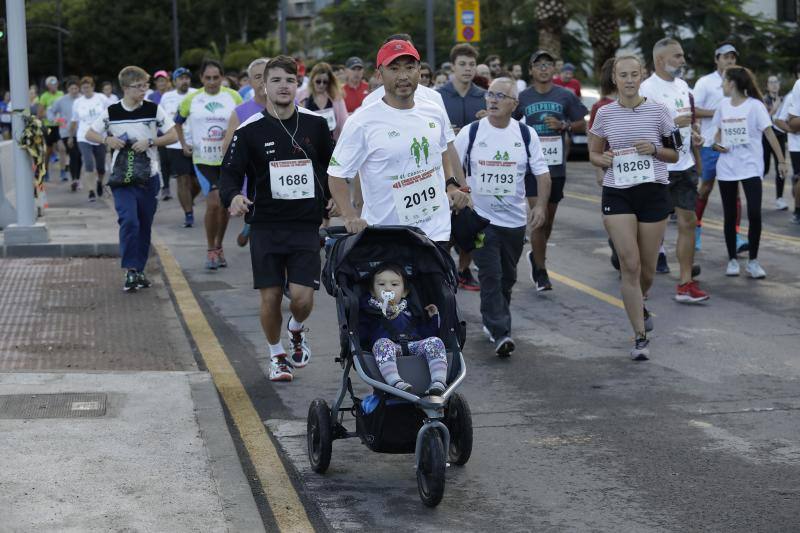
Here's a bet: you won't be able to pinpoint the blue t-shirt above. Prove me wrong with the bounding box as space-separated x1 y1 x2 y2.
513 85 587 178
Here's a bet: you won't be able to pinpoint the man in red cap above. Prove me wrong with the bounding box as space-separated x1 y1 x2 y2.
328 40 469 242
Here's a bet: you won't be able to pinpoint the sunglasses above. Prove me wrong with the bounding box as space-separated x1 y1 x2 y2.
314 79 329 85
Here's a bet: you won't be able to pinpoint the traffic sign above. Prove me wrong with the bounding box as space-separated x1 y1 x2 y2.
455 0 480 43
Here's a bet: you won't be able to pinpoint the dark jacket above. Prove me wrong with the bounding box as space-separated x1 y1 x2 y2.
358 293 439 349
437 81 487 130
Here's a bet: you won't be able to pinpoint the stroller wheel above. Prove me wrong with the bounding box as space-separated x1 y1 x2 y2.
307 399 333 473
416 429 446 507
446 393 473 466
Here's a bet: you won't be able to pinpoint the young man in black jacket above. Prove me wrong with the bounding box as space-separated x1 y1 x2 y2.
220 56 334 382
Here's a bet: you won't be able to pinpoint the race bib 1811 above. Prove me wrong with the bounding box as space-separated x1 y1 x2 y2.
612 147 656 186
269 159 315 200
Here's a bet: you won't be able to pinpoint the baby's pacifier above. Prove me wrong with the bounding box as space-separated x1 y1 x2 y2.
380 290 396 316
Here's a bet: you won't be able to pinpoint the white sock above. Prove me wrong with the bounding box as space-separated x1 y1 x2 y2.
268 342 285 358
659 245 666 255
288 317 303 332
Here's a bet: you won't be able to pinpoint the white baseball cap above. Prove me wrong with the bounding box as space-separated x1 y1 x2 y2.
714 44 738 57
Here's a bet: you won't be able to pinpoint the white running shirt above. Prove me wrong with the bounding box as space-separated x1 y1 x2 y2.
711 97 772 181
454 118 548 228
160 88 197 150
639 74 695 171
693 71 725 148
361 84 455 143
328 98 452 241
71 93 108 145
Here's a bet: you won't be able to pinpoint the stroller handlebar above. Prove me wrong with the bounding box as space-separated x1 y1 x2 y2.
320 226 350 238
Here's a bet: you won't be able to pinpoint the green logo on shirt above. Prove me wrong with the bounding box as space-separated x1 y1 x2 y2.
429 122 436 128
204 101 224 113
411 137 430 167
329 156 340 166
493 150 510 161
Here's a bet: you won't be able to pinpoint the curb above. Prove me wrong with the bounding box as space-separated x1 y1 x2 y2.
0 242 120 258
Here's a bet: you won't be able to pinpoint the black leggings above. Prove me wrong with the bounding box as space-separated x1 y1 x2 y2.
762 131 786 197
66 137 82 181
719 178 761 260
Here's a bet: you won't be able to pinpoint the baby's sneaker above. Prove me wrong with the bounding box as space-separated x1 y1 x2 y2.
425 381 446 396
392 380 413 392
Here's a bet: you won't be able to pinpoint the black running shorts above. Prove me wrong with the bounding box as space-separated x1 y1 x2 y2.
526 175 565 203
601 183 672 223
249 226 321 290
195 163 221 191
667 167 699 211
167 148 195 177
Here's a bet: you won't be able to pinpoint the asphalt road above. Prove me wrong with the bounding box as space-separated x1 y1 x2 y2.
155 161 800 532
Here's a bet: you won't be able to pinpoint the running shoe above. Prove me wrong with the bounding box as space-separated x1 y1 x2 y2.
534 268 553 291
482 325 495 343
495 336 515 357
775 197 788 211
458 268 480 291
609 239 620 271
745 259 766 279
205 249 219 270
425 381 446 396
88 190 96 203
656 252 670 273
183 212 194 228
736 234 749 255
70 181 78 192
269 355 293 382
96 181 104 197
630 336 650 361
161 188 172 201
287 321 311 368
217 247 227 268
793 213 800 225
136 271 152 289
643 306 654 332
726 258 740 277
675 281 709 303
123 270 138 292
695 226 702 251
237 223 251 247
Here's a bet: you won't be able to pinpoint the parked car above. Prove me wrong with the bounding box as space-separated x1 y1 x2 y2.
568 87 600 159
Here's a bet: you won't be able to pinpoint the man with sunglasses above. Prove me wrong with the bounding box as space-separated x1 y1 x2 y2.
514 50 587 292
175 59 242 270
455 77 551 356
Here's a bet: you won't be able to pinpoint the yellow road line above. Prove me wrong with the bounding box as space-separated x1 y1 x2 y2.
563 191 800 247
155 241 314 533
547 270 625 310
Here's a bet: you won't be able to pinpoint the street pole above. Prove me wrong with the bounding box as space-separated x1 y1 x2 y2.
426 0 435 68
172 0 180 70
279 0 287 55
4 0 48 243
56 0 63 80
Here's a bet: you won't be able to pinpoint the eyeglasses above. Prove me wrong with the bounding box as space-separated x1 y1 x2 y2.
532 62 554 70
484 91 516 102
127 83 149 90
314 79 329 85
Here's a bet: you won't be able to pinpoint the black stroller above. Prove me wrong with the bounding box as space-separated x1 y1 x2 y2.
307 226 473 507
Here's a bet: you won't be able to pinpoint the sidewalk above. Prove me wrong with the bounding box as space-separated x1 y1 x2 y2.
0 180 265 531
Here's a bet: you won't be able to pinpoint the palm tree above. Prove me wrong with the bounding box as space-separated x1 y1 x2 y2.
535 0 568 56
587 0 621 77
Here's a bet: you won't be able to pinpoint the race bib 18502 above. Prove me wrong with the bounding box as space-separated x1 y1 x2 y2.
612 147 656 186
721 118 749 147
269 159 315 200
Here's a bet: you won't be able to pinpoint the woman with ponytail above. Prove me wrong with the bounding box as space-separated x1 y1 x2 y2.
711 66 788 278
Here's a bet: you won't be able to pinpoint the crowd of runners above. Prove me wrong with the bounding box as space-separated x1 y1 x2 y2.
22 33 800 374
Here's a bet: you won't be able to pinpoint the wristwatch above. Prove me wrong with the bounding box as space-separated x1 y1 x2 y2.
561 120 572 132
148 138 155 148
445 177 460 190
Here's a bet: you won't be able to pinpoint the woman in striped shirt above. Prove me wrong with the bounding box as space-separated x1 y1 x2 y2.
588 55 679 361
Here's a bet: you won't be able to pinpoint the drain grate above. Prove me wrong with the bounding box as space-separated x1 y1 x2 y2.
0 392 107 419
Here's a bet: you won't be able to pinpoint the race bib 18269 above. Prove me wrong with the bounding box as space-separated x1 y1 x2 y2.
612 147 656 186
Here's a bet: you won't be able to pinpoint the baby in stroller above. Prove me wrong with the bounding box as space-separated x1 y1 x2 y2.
359 263 448 396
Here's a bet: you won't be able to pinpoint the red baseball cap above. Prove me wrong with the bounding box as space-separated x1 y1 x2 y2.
376 40 420 68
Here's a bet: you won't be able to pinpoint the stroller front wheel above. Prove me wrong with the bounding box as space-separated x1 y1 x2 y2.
416 428 446 507
307 399 333 473
446 393 473 466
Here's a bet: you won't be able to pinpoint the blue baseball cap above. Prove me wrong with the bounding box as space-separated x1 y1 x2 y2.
172 67 191 80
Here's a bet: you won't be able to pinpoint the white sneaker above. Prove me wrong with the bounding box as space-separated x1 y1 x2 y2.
775 197 788 211
269 356 293 382
287 324 311 368
495 336 515 357
482 325 495 343
726 259 740 277
746 259 766 279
